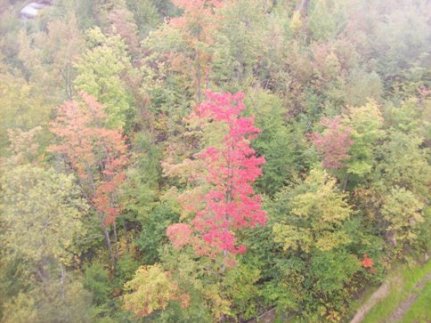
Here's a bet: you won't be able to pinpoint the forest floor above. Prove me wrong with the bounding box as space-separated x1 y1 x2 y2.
350 258 431 323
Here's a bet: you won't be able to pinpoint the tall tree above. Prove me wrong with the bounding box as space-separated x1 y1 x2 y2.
144 0 222 103
0 127 95 323
270 168 359 320
211 0 268 88
343 101 385 178
123 264 189 317
165 91 266 260
74 28 134 129
49 92 129 268
107 2 141 60
382 186 424 255
246 90 306 196
17 15 84 102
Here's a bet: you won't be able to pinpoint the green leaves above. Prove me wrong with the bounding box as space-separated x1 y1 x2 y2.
344 101 385 177
308 0 348 41
382 187 424 249
376 130 431 197
1 165 87 266
74 28 133 129
83 263 111 306
273 168 352 253
0 75 51 157
224 264 261 320
310 250 359 293
247 89 303 195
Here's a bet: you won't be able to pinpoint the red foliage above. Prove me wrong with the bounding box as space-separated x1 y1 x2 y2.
49 92 129 226
310 116 353 169
361 254 374 268
167 91 266 257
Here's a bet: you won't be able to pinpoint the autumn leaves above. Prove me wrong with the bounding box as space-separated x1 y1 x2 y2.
49 90 268 265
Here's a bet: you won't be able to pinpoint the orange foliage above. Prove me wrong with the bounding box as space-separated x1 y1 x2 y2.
49 92 129 226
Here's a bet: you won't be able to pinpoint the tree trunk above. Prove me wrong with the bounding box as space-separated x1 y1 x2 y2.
342 173 349 191
296 0 310 16
60 263 66 300
103 226 115 271
113 221 119 265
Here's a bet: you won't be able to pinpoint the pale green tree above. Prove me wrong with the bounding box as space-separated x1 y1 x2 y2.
382 186 424 252
17 15 84 102
0 74 51 156
273 168 352 253
74 27 134 129
343 101 385 178
376 131 431 198
1 165 88 268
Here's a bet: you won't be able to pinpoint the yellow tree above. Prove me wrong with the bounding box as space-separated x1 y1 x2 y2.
273 168 352 253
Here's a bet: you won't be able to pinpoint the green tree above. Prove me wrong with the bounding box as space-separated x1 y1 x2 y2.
0 159 90 322
125 0 161 37
74 27 134 129
1 165 87 270
246 89 310 195
269 168 361 320
17 15 84 102
123 264 189 317
0 74 51 156
1 280 93 323
308 0 348 41
211 0 267 89
382 186 424 254
376 130 431 197
343 101 385 178
273 168 352 253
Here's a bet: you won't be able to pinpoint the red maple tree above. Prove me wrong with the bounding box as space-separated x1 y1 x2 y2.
167 91 267 259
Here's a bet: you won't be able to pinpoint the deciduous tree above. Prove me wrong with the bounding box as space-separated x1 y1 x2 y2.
74 28 134 129
273 168 352 253
343 101 385 178
1 165 87 270
165 91 267 260
382 186 424 253
123 264 189 317
49 92 129 267
310 116 353 170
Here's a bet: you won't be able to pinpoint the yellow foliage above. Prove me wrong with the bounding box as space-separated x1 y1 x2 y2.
123 264 189 317
290 11 302 32
273 169 352 253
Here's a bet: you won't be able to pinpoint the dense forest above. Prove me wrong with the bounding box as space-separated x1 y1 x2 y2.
1 0 431 322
